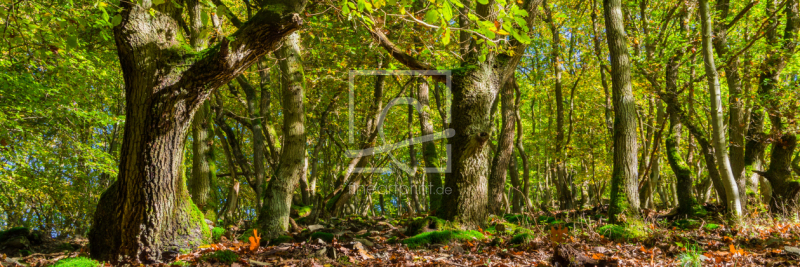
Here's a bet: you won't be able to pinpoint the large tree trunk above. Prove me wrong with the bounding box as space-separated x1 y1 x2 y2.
759 135 799 211
488 77 517 214
190 102 213 211
88 0 304 262
699 0 743 217
259 32 307 239
603 0 640 222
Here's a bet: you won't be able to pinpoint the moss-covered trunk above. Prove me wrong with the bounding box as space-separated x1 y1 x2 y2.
488 77 517 214
259 32 307 239
603 0 640 222
89 0 303 262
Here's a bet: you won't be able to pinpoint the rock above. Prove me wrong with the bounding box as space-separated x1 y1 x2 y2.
308 224 324 232
494 223 506 233
314 247 327 258
205 219 214 226
785 246 800 258
350 241 373 259
354 238 374 247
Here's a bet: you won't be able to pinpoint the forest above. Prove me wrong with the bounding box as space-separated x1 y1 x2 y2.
1 0 800 266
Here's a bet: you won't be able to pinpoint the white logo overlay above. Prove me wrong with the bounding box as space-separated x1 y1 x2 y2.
347 70 453 175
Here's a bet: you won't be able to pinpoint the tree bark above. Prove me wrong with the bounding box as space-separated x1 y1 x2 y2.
89 0 304 262
489 77 517 214
699 0 743 217
259 32 307 239
190 102 213 211
603 0 640 222
758 135 799 211
416 77 445 212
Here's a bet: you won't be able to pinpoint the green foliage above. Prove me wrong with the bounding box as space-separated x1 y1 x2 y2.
171 260 191 267
200 250 239 264
673 219 701 230
212 227 226 242
703 224 720 231
677 245 704 267
405 216 456 236
402 230 485 249
504 214 533 224
310 232 335 243
52 257 101 267
292 205 313 218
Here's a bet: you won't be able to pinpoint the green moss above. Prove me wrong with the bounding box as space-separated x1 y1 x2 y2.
212 227 226 242
387 236 399 244
405 216 457 236
402 230 485 249
292 205 313 218
598 222 647 241
691 205 708 217
171 260 190 266
310 232 334 243
504 214 533 224
52 257 101 267
703 224 720 231
200 250 239 264
673 219 701 229
269 235 294 245
510 233 535 244
485 222 517 235
189 202 211 243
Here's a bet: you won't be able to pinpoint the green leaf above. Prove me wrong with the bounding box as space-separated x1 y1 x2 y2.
441 2 453 21
424 9 439 24
448 0 464 8
477 0 489 5
442 27 451 45
152 0 164 5
66 36 79 49
111 14 122 26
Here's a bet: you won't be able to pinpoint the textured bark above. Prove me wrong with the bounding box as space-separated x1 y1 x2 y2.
758 135 799 211
745 0 800 185
699 0 743 217
237 76 267 208
544 3 573 210
603 0 640 222
407 103 422 214
416 77 444 212
713 0 748 207
89 0 304 262
190 102 213 210
488 77 517 214
259 32 307 239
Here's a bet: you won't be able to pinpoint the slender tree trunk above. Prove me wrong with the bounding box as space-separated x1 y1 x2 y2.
215 122 240 225
407 102 422 214
259 32 307 239
489 77 517 214
758 135 799 211
416 77 444 212
191 102 213 211
699 0 743 217
238 76 268 208
603 0 640 222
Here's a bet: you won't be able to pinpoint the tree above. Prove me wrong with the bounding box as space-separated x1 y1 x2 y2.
259 31 308 239
488 77 517 214
190 102 213 211
602 0 640 222
88 0 306 262
699 0 743 218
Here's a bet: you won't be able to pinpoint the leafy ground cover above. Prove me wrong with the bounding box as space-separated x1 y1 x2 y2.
3 205 800 266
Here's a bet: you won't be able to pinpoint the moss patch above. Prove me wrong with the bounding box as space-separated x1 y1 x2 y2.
703 223 720 231
402 230 485 249
212 227 225 242
510 233 535 244
52 257 101 267
310 232 334 243
292 205 313 218
405 216 456 236
200 250 239 264
598 222 647 241
673 219 701 230
188 202 211 243
504 214 533 224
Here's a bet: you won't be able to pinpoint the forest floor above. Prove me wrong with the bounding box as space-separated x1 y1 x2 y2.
3 204 800 266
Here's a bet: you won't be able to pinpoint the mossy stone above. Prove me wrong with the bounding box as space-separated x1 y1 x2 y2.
510 233 535 244
401 230 485 249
